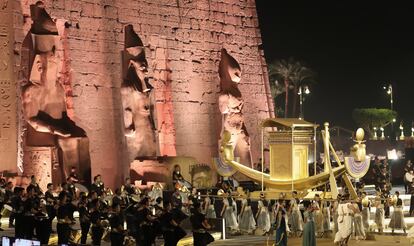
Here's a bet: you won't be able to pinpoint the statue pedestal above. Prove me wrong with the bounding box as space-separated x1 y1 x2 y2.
23 146 54 191
130 156 197 190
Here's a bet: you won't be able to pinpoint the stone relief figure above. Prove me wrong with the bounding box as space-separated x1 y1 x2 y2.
218 48 253 167
121 25 157 161
21 3 91 185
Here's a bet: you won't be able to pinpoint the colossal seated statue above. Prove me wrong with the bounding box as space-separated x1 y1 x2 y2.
21 3 91 187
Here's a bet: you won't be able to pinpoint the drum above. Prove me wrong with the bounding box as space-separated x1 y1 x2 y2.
124 236 136 246
405 172 414 183
75 183 89 193
362 197 369 207
131 194 141 202
69 229 81 244
1 204 12 217
102 228 111 242
102 195 113 207
178 180 192 189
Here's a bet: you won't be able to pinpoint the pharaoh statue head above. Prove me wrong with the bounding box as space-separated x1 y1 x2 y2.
29 4 59 87
123 25 153 94
219 48 242 85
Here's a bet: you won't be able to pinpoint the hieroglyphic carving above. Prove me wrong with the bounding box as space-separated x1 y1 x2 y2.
0 4 18 172
23 147 53 191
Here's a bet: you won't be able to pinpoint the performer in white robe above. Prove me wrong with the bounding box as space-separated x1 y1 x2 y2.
389 191 407 234
322 200 331 234
353 200 366 240
221 195 239 231
239 197 256 234
313 194 324 237
256 195 271 235
332 196 340 235
361 192 370 231
334 194 357 245
203 195 216 219
288 191 303 237
374 191 385 233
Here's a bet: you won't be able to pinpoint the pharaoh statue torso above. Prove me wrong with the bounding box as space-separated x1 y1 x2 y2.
121 25 157 161
218 49 252 167
219 89 245 132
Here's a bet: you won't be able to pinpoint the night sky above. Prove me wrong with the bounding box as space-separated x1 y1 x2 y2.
256 1 414 131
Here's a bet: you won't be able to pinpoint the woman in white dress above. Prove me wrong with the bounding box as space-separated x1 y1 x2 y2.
239 191 256 234
288 191 303 237
322 200 331 234
353 200 366 240
313 194 324 237
374 190 385 233
361 192 370 231
256 194 271 235
331 195 340 235
203 193 216 219
389 191 407 234
221 194 239 231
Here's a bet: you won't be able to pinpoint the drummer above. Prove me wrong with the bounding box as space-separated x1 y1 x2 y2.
172 165 184 188
12 187 24 238
57 191 72 245
123 177 136 195
69 166 80 183
28 175 43 195
172 165 191 190
405 170 414 194
23 185 39 239
91 174 105 197
3 181 14 229
44 183 57 232
0 178 6 231
65 177 76 200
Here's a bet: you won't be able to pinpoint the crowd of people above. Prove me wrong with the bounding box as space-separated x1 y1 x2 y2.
0 170 215 246
0 162 410 246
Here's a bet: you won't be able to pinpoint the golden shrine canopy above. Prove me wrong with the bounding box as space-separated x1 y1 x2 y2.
261 118 317 128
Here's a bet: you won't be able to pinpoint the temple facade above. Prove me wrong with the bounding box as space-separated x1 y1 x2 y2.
0 0 273 188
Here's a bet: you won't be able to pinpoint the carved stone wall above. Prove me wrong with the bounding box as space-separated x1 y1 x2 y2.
0 1 18 173
8 0 273 188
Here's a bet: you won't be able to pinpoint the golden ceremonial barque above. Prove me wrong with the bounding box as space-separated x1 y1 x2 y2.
218 118 368 199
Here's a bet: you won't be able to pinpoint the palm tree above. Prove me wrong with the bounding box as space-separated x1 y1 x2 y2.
268 58 316 118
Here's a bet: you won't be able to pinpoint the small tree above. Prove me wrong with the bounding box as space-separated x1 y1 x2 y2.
268 58 316 118
352 108 397 136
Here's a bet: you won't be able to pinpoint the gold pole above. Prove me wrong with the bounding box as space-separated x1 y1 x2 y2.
314 126 317 176
261 128 264 192
291 126 294 192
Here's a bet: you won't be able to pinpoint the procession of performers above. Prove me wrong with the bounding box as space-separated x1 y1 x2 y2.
0 167 410 246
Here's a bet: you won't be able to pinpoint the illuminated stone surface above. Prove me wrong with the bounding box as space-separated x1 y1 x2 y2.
3 0 273 188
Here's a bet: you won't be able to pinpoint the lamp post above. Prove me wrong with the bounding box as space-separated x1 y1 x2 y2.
298 85 310 120
373 127 378 140
383 84 393 110
383 84 395 138
400 123 405 140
